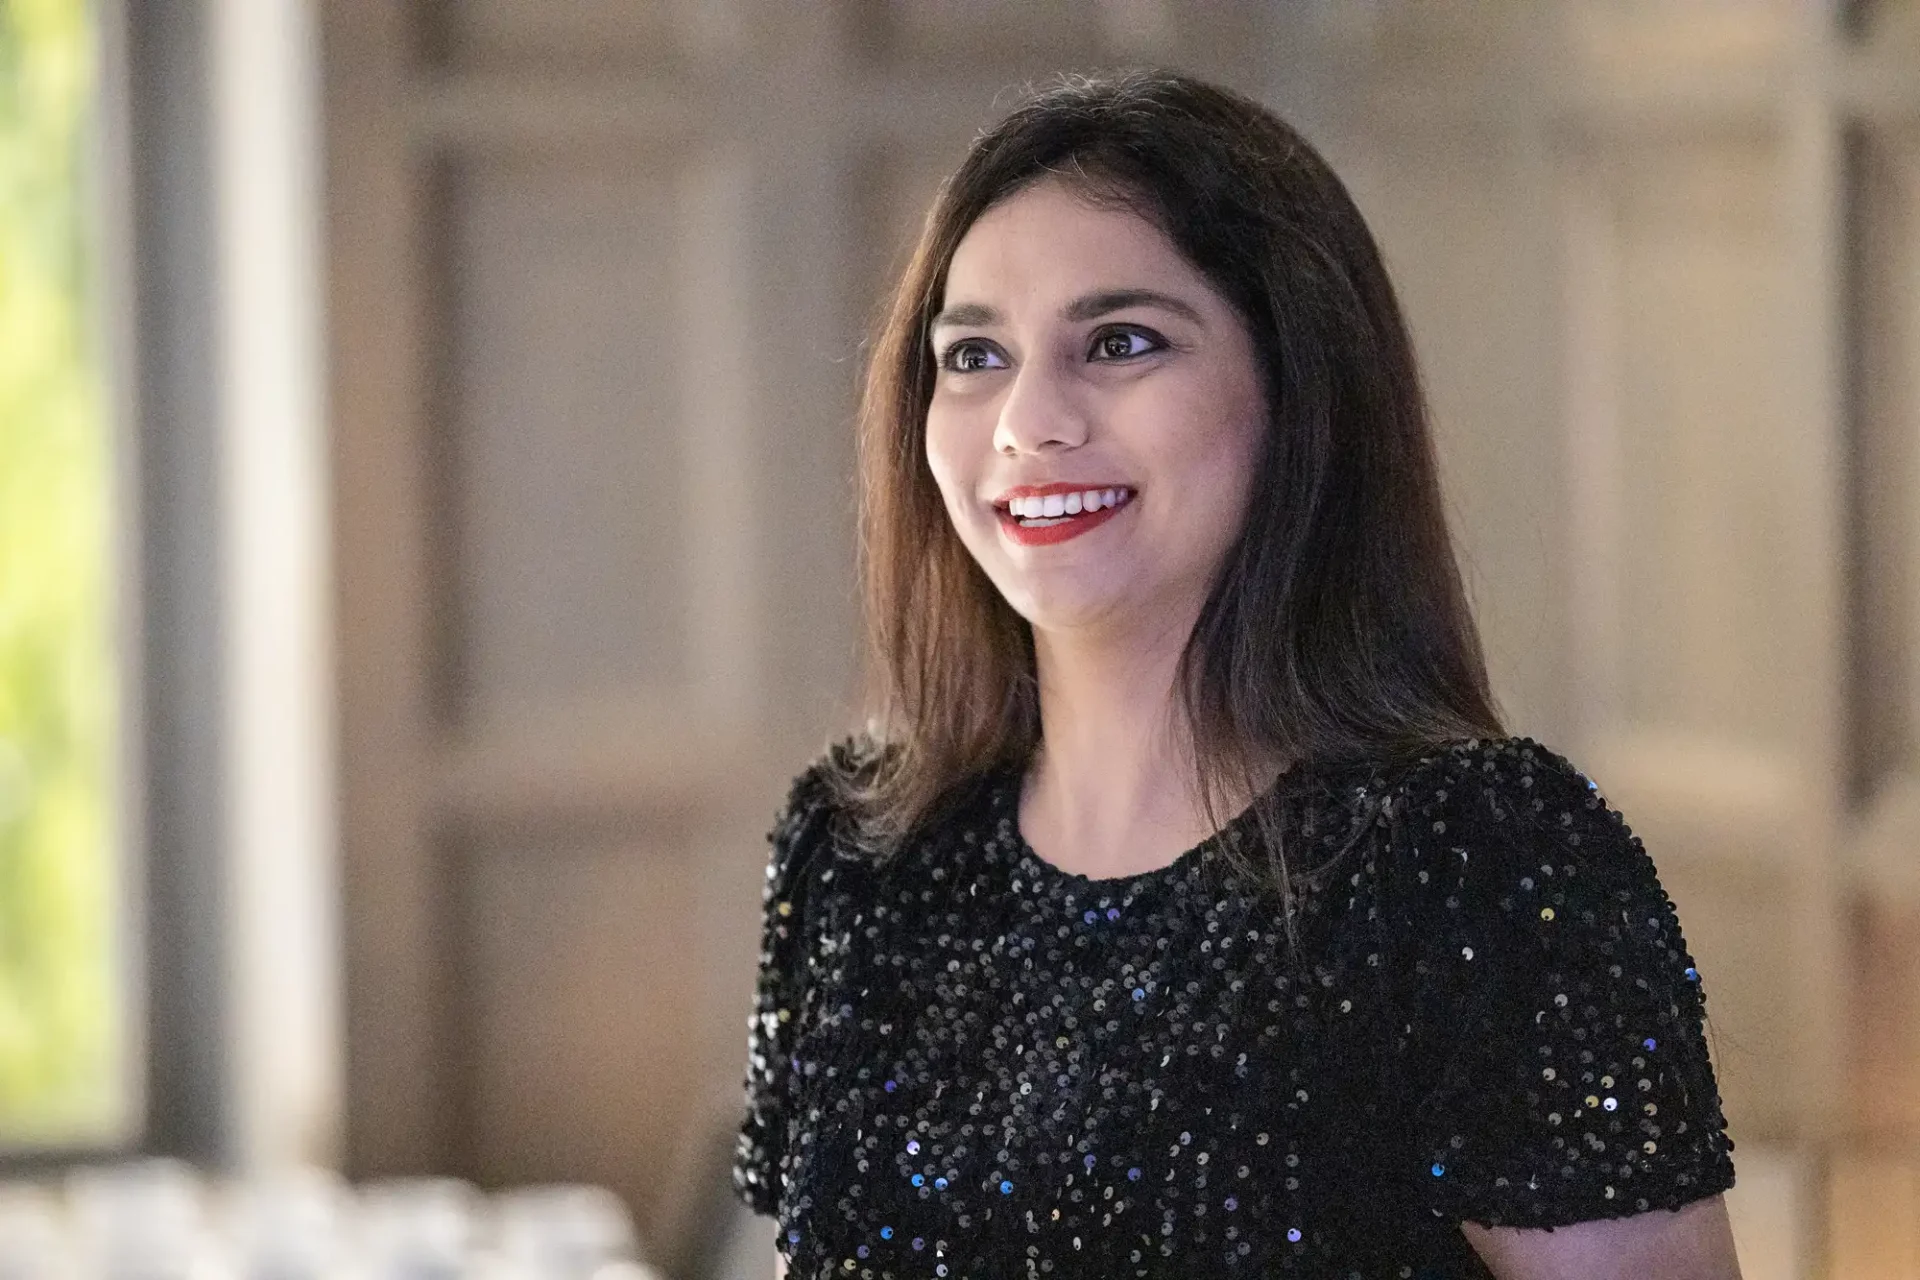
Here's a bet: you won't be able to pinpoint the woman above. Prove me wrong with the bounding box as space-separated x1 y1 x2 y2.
731 70 1740 1279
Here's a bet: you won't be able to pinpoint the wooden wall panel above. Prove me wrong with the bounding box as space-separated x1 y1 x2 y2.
458 818 707 1246
1851 898 1920 1137
1556 118 1847 1138
847 146 957 341
421 0 736 71
1846 131 1920 1164
1828 1153 1920 1278
1650 818 1810 1134
329 0 447 1178
1587 133 1814 747
1327 130 1566 733
845 0 1264 68
1563 1 1793 88
856 0 1107 65
439 153 692 728
1849 131 1920 880
1723 1144 1811 1280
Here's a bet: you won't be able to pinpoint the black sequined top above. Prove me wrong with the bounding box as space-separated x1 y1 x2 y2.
730 735 1735 1278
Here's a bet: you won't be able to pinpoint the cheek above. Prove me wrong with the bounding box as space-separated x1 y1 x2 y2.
1161 379 1263 486
1160 375 1266 559
922 410 958 492
922 407 977 521
1226 407 1266 508
1211 366 1268 501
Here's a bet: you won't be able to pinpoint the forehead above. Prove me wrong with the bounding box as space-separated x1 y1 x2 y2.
943 178 1197 300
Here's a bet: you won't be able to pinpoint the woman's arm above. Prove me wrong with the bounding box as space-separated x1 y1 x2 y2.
1463 1194 1742 1280
773 1252 788 1279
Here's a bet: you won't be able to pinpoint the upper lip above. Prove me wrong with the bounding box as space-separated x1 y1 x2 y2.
991 480 1134 509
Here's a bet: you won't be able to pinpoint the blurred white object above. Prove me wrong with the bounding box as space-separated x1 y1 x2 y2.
579 1258 664 1280
491 1185 638 1280
354 1178 480 1280
582 1264 665 1280
64 1160 214 1280
6 1166 659 1280
214 1167 352 1280
0 1183 77 1280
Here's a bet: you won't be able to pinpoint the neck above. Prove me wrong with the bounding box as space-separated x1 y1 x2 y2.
1031 618 1192 809
1021 612 1274 879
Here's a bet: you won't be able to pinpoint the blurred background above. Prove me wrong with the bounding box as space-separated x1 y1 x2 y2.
5 0 1920 1277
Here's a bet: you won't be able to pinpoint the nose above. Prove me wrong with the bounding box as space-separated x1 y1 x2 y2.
991 360 1090 455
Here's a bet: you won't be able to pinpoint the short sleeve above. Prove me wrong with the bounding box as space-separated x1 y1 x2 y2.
729 762 835 1218
1385 736 1736 1229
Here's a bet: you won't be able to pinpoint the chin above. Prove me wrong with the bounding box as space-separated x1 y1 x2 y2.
996 577 1135 636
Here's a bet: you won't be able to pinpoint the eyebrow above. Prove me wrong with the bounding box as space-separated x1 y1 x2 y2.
929 288 1207 332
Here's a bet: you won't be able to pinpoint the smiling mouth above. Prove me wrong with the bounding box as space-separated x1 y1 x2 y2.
995 486 1135 527
990 485 1136 547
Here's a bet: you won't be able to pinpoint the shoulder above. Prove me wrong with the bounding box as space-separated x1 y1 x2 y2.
766 731 901 881
1376 738 1734 1225
1385 734 1606 825
1381 734 1632 871
778 730 898 824
1376 734 1673 935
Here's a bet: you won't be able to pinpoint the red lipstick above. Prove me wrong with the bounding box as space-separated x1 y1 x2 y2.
992 482 1135 548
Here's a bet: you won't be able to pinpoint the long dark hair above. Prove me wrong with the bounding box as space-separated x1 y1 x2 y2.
836 68 1504 912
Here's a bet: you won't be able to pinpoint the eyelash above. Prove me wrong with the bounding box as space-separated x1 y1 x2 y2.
935 325 1168 373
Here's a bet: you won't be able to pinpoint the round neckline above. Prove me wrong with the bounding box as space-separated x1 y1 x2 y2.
999 756 1326 892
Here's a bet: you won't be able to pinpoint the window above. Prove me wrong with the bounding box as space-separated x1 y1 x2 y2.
0 0 128 1147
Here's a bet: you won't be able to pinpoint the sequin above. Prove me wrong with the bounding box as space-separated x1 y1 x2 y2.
732 735 1735 1277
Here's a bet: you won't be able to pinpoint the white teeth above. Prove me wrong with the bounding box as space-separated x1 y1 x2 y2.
1003 487 1132 523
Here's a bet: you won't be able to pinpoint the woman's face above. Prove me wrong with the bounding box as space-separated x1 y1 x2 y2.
924 177 1268 643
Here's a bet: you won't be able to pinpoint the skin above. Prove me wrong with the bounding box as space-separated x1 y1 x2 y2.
1461 1198 1742 1279
925 177 1276 879
774 177 1742 1278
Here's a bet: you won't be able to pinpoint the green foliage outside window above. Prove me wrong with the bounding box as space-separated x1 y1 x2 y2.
0 0 121 1142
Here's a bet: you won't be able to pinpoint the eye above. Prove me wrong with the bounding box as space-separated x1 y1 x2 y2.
937 339 1008 373
1090 327 1165 361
